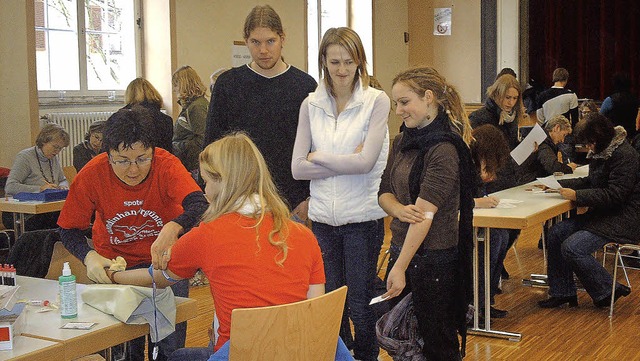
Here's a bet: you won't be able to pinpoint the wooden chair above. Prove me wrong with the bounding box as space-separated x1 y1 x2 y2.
63 165 77 184
229 286 347 361
45 241 92 284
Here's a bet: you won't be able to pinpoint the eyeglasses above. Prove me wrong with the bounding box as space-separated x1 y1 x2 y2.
91 134 103 141
109 156 153 168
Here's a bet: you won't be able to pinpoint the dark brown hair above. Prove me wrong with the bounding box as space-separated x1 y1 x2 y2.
470 124 510 177
575 113 615 154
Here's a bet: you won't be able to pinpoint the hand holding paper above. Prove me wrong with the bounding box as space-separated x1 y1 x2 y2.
511 124 547 165
536 175 562 190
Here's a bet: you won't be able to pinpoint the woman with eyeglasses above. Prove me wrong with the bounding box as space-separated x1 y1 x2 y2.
72 120 106 172
58 106 209 361
3 123 70 231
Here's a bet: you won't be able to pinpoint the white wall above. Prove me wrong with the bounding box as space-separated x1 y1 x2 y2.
497 0 519 76
408 0 482 103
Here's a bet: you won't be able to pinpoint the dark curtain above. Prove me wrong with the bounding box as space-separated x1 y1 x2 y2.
529 0 640 101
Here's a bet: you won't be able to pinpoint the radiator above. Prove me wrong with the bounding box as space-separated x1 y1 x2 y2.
40 112 114 168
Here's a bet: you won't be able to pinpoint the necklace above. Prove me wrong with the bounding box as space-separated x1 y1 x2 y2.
34 146 54 184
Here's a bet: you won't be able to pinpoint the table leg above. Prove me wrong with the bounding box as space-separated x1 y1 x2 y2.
469 227 521 341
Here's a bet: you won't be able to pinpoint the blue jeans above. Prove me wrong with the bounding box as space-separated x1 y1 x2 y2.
477 228 509 307
129 272 189 361
546 217 617 302
313 219 384 361
207 338 354 361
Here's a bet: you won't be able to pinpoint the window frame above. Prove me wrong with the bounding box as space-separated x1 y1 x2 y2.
35 0 143 104
307 0 374 83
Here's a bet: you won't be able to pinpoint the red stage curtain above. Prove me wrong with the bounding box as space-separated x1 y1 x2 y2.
528 0 640 101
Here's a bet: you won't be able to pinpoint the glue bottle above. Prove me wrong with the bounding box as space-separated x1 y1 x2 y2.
59 262 77 318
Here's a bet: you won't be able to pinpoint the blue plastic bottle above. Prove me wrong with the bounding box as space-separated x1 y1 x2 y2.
59 262 77 318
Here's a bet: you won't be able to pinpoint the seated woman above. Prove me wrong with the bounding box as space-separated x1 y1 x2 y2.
518 115 578 184
3 124 69 231
102 133 347 360
539 113 640 309
72 120 105 172
470 124 513 319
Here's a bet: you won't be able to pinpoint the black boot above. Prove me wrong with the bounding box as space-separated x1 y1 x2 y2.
538 295 578 308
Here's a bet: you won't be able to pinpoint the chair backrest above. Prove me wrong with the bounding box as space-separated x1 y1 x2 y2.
63 166 77 184
45 241 92 284
229 286 347 361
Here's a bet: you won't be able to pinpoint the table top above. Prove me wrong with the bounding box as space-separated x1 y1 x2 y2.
0 199 65 215
472 166 588 229
0 336 63 361
15 276 197 360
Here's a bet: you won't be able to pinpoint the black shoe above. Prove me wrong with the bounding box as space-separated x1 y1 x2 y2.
538 238 543 249
624 251 640 268
501 267 510 280
538 295 578 308
478 306 509 319
490 306 508 318
594 285 631 308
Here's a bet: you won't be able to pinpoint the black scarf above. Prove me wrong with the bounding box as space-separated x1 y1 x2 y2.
400 112 476 357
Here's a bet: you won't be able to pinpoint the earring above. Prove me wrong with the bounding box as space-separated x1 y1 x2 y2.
425 113 431 121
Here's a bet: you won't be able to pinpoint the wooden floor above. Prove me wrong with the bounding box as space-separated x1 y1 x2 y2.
183 221 640 360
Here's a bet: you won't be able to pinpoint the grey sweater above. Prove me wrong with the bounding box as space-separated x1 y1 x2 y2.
5 146 68 195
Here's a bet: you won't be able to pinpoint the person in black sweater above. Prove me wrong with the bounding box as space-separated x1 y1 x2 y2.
204 5 317 218
600 72 639 140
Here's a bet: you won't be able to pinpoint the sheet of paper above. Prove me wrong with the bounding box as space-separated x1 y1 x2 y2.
510 124 548 165
369 295 390 305
536 175 562 190
61 322 96 330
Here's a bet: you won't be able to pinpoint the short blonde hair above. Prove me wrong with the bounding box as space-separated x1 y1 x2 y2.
318 27 370 96
36 123 70 148
172 65 207 102
199 132 293 266
124 78 163 108
544 114 571 132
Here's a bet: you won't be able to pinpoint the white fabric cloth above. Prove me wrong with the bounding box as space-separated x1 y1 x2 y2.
81 284 176 342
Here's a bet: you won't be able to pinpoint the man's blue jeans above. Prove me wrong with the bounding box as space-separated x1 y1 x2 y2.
313 219 384 361
547 217 617 303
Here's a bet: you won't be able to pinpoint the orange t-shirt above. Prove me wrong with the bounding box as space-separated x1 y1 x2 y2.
169 213 325 351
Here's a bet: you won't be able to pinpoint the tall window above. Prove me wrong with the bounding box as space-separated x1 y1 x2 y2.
307 0 373 82
35 0 140 99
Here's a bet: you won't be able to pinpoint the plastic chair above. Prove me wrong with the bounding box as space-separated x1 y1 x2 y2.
602 242 640 317
228 286 348 361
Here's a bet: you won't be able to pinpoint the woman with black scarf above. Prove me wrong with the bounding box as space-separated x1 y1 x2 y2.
379 67 475 360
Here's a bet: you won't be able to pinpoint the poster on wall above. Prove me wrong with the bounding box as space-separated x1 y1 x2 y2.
434 8 452 36
231 41 251 67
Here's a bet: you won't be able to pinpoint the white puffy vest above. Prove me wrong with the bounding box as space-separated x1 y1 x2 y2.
307 81 389 226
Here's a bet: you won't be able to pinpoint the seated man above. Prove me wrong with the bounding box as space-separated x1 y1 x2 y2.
57 106 208 361
518 114 578 184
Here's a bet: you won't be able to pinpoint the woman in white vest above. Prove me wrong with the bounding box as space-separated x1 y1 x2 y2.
292 27 390 361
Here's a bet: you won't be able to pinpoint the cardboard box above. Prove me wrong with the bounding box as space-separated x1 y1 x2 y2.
0 302 25 350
